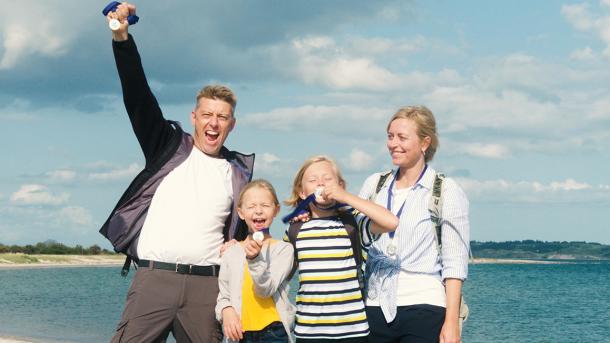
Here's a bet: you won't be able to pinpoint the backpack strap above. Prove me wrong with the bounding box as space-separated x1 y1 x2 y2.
429 173 445 254
338 211 362 269
373 171 393 199
286 221 305 280
337 211 366 291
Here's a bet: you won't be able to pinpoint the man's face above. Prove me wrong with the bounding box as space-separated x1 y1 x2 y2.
191 98 235 156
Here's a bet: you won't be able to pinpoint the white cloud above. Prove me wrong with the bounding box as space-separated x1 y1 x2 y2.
0 2 78 69
347 36 426 56
254 153 283 176
451 142 510 159
342 148 374 171
289 36 402 91
88 163 141 182
243 105 389 133
570 46 596 61
46 169 77 183
57 206 93 227
456 177 606 203
10 184 69 206
562 2 610 57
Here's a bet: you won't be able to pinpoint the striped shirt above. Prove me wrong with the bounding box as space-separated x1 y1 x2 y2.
284 217 369 340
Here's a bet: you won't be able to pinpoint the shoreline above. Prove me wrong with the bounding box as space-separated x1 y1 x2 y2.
0 254 124 269
0 254 597 269
0 336 36 343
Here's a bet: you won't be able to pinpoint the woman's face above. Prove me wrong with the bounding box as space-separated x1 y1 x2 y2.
387 118 429 169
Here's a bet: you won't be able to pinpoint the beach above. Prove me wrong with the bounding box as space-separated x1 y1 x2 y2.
0 337 35 343
0 253 573 269
0 254 124 269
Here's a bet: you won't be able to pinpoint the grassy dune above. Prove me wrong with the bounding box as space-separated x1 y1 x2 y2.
0 253 124 266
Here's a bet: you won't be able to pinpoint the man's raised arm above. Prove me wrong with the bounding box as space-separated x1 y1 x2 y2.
106 2 175 164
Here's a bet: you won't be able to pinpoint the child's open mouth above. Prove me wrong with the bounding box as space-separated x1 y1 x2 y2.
253 218 266 229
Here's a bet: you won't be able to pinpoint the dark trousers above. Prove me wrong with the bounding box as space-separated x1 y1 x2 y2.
366 305 445 343
241 321 288 343
111 267 222 343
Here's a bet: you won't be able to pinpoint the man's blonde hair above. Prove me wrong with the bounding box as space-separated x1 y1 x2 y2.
387 105 439 162
238 179 280 208
195 85 237 113
285 155 346 208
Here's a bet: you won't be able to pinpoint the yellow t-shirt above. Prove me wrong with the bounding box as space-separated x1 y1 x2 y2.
241 259 281 331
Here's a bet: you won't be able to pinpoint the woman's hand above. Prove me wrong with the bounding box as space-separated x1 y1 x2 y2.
221 307 243 341
439 320 460 343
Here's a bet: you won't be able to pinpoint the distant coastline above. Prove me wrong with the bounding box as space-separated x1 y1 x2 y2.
0 253 124 269
0 336 35 343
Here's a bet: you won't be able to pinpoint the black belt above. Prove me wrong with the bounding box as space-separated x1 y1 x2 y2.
138 259 220 276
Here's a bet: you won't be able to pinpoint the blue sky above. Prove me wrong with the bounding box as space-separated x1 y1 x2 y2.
1 0 609 247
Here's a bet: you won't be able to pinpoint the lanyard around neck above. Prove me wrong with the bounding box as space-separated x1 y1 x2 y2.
386 164 427 238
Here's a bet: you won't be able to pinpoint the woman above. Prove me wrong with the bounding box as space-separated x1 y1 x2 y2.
360 106 470 343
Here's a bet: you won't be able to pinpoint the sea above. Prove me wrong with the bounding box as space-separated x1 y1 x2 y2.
0 261 609 343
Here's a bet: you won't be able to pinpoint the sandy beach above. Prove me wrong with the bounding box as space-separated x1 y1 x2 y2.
0 253 573 269
0 254 124 269
0 337 35 343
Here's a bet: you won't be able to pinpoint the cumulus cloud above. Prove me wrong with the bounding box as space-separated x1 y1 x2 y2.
451 142 510 159
456 177 607 203
10 184 69 206
287 36 402 91
57 206 93 227
46 169 77 183
570 46 597 61
254 153 283 176
243 105 389 134
562 2 610 56
342 149 374 171
88 163 141 182
0 2 80 70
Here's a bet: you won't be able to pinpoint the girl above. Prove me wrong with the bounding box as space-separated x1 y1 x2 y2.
362 106 470 343
216 179 296 343
284 155 398 343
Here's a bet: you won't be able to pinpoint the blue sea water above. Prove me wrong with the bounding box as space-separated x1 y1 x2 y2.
0 262 609 343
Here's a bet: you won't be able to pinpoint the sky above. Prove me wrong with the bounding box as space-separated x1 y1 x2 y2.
1 0 609 248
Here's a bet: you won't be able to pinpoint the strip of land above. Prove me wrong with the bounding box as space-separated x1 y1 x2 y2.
0 253 577 269
0 336 35 343
0 253 124 269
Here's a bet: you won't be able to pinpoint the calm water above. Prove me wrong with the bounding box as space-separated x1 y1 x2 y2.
0 262 609 343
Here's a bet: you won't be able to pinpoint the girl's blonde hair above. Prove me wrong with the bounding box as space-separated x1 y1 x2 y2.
238 179 280 207
285 155 346 208
387 105 439 162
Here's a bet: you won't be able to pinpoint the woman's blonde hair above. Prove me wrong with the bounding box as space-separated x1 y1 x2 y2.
285 155 346 208
387 105 439 162
238 179 280 208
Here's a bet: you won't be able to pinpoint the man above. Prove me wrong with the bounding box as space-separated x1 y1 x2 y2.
100 3 254 342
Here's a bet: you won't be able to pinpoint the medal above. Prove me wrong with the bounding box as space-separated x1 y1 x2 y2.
253 231 264 242
368 287 378 300
108 19 121 31
387 243 396 256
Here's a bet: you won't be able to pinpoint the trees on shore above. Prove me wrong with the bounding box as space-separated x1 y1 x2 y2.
0 240 113 255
